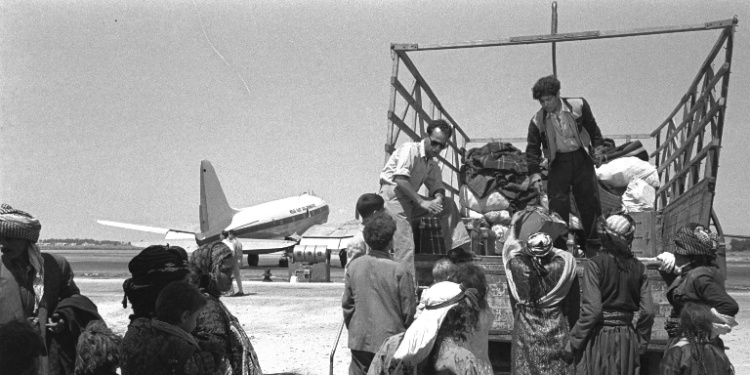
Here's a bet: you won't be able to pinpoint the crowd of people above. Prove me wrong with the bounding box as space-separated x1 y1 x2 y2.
0 75 740 375
0 204 262 375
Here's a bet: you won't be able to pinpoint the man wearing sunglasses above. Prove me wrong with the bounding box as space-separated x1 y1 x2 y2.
379 119 471 279
526 75 606 249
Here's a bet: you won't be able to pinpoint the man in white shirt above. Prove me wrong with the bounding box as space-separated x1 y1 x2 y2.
222 230 245 296
379 119 470 278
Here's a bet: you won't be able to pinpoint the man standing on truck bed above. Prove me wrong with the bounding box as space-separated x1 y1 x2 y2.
526 75 605 248
380 119 471 277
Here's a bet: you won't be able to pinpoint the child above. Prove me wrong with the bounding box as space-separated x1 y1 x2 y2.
342 212 416 375
342 193 385 267
0 319 45 375
415 259 457 318
432 258 457 284
660 302 736 375
74 320 123 375
151 281 212 374
124 281 214 375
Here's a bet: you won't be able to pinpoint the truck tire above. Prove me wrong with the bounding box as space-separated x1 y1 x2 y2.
247 254 259 267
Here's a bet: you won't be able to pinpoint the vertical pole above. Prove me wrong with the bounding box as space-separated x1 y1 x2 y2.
551 1 558 76
386 51 401 164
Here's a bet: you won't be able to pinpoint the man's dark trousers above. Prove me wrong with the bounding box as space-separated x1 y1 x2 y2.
547 149 601 244
350 350 375 375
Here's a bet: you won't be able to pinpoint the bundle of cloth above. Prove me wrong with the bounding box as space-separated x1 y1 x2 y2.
594 139 660 213
459 142 547 254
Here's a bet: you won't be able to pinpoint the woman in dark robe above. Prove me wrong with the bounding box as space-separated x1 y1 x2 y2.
189 241 262 375
657 223 739 350
502 214 578 375
567 214 655 375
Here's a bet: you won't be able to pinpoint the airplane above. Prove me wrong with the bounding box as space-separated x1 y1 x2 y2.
98 160 330 267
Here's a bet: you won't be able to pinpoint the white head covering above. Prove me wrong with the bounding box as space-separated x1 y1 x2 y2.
393 282 466 365
0 204 45 313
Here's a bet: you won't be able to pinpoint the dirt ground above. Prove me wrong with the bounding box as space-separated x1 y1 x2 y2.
78 278 750 375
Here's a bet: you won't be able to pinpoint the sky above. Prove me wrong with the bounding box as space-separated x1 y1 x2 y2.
1 0 748 243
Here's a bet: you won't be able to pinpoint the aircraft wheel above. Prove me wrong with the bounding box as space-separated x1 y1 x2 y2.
278 257 289 268
247 254 259 267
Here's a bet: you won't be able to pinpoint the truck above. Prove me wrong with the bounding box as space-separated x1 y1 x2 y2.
383 7 737 374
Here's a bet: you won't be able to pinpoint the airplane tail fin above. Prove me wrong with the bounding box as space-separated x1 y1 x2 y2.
199 160 239 236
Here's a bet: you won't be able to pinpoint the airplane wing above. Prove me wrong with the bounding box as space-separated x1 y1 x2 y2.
297 220 361 251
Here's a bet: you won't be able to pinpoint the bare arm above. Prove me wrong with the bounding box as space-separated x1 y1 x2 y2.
394 175 442 214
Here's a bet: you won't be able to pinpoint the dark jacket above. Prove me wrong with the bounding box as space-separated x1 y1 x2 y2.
664 265 739 318
342 250 416 353
526 97 604 175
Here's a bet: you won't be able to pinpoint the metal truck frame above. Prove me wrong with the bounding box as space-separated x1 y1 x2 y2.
384 8 737 374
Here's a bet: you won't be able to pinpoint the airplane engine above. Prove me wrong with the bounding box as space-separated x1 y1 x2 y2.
289 245 330 282
292 245 329 264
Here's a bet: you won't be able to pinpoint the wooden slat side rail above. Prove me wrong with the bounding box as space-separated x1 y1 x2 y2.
650 62 730 149
656 98 724 174
655 139 720 197
395 51 470 141
388 110 421 142
391 18 736 52
650 63 729 155
653 27 731 134
392 77 434 132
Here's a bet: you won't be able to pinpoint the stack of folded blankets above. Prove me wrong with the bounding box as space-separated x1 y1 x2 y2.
458 142 544 253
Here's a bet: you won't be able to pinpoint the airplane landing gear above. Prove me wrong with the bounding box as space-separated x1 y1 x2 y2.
247 254 259 267
278 257 289 268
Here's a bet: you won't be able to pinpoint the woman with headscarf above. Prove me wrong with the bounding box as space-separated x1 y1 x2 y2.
447 263 494 368
367 281 492 375
502 212 578 375
657 223 739 350
190 241 262 375
566 214 655 375
120 244 218 375
0 203 101 375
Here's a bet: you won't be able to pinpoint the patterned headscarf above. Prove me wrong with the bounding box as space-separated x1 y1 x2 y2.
674 224 716 257
189 241 233 297
122 245 189 319
526 232 553 258
0 204 45 313
598 214 636 259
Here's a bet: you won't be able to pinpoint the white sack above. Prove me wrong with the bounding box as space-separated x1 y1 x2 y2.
595 156 660 188
459 185 511 213
622 178 655 213
485 210 512 226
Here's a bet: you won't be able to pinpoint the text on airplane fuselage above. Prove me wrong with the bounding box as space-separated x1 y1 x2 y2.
289 204 316 214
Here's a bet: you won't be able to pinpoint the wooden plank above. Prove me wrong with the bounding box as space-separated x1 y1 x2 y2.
385 54 400 162
656 139 720 196
653 28 731 134
471 133 651 145
391 19 736 52
656 99 724 174
650 62 729 141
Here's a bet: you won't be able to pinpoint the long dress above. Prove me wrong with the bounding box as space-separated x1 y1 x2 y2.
194 294 262 375
503 239 578 375
569 253 654 375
